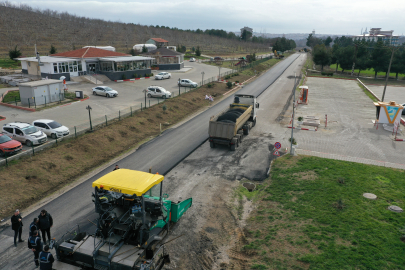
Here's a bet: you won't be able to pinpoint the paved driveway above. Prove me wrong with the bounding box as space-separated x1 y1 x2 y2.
366 84 405 105
294 77 405 169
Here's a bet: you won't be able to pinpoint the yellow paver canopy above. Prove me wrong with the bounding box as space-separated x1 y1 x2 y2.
92 169 164 196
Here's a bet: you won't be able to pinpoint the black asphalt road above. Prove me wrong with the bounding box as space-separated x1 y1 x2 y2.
0 54 300 242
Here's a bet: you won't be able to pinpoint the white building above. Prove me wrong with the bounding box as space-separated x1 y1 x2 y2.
133 44 157 52
352 28 399 46
17 47 154 81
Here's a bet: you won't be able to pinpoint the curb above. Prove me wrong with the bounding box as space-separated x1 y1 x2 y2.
0 102 36 112
115 77 151 82
0 116 5 121
287 126 318 131
307 75 357 80
222 76 256 96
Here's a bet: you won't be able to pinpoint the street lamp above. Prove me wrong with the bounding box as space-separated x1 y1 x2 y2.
201 71 205 85
218 66 222 81
86 105 93 131
142 89 147 107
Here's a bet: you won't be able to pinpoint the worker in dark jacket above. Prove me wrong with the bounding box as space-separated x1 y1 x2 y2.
39 245 54 270
28 230 42 268
38 210 53 245
29 218 40 237
11 209 24 247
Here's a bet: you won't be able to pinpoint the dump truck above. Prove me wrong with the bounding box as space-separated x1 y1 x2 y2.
209 94 259 151
50 169 192 270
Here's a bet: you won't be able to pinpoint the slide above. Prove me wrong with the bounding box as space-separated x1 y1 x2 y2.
235 61 241 66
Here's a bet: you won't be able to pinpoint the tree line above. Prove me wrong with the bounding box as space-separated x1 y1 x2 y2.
308 34 405 79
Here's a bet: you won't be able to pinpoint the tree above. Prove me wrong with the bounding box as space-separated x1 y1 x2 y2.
142 45 148 53
129 48 138 56
241 29 252 41
324 36 333 47
312 44 331 71
390 48 405 80
49 44 57 54
355 40 370 76
9 45 21 60
306 34 322 48
338 46 355 73
195 46 201 57
370 39 390 79
331 43 341 72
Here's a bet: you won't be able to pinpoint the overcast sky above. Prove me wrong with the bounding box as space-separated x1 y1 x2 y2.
13 0 405 36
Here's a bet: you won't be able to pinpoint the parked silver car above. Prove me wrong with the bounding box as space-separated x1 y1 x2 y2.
178 79 198 88
147 86 172 99
154 72 171 80
92 86 118 97
32 119 70 139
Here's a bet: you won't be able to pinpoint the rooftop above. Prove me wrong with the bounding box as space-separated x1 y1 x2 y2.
19 79 62 87
16 56 76 62
150 38 169 43
51 47 130 58
99 56 154 62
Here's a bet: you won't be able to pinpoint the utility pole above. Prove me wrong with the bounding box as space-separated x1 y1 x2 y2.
381 47 395 102
290 73 297 155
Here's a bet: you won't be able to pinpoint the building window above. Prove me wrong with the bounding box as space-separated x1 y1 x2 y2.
53 63 58 73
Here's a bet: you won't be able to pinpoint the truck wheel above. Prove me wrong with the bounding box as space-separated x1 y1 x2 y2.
210 141 215 148
243 125 249 135
230 138 237 151
237 131 244 142
230 144 236 151
252 119 256 127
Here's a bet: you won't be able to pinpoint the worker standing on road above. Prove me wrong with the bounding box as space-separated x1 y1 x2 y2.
113 164 120 171
28 230 42 268
38 210 53 245
30 218 40 237
11 209 24 247
39 245 54 270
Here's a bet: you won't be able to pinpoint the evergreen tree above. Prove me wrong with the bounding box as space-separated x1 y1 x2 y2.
331 43 341 72
390 48 405 80
338 46 355 73
8 45 21 60
370 39 390 79
324 36 333 47
49 44 57 54
195 46 201 57
142 45 148 53
129 48 137 56
241 29 252 41
355 40 370 76
313 44 331 71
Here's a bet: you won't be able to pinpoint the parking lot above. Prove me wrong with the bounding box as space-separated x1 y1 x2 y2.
294 77 405 169
366 84 405 105
0 61 232 160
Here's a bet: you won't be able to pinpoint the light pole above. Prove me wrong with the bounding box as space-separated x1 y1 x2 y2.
218 66 222 81
143 89 147 106
86 105 93 131
201 71 205 85
381 47 396 102
290 73 296 155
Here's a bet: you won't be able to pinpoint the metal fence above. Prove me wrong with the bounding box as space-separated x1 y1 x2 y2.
1 92 66 108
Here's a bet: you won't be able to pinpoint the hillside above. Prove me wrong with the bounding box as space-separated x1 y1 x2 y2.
0 3 269 58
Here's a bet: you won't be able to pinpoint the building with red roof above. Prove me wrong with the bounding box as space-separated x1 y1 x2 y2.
17 47 154 81
146 38 169 48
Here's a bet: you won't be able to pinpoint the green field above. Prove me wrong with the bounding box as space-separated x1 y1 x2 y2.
243 155 405 270
0 58 20 69
2 90 20 103
329 64 404 79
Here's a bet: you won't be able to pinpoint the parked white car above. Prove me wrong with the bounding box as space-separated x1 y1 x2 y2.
32 119 70 139
155 72 171 80
147 86 172 99
189 58 196 62
92 86 118 97
178 79 198 88
2 122 47 146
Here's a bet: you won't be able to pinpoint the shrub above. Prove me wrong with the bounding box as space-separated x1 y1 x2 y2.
234 73 239 76
9 46 21 60
145 74 149 77
207 83 213 88
226 81 233 89
122 74 127 80
235 80 239 83
321 72 333 76
162 104 167 112
225 75 231 80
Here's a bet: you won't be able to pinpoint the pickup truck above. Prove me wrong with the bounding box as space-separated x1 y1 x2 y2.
208 94 259 151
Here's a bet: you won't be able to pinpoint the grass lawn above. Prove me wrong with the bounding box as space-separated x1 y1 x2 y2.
0 58 20 69
239 155 405 270
2 90 20 103
329 64 404 79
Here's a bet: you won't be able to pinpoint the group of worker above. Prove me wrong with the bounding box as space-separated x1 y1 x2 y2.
11 209 54 269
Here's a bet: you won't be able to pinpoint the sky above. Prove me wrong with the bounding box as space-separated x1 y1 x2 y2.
10 0 405 36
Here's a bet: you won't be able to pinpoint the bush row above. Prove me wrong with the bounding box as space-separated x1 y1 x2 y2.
224 73 239 80
122 73 154 80
321 72 333 76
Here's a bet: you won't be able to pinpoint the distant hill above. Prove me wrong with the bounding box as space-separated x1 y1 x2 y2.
0 3 269 58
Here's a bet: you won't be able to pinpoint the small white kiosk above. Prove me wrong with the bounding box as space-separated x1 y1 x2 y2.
374 101 403 125
19 79 64 106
